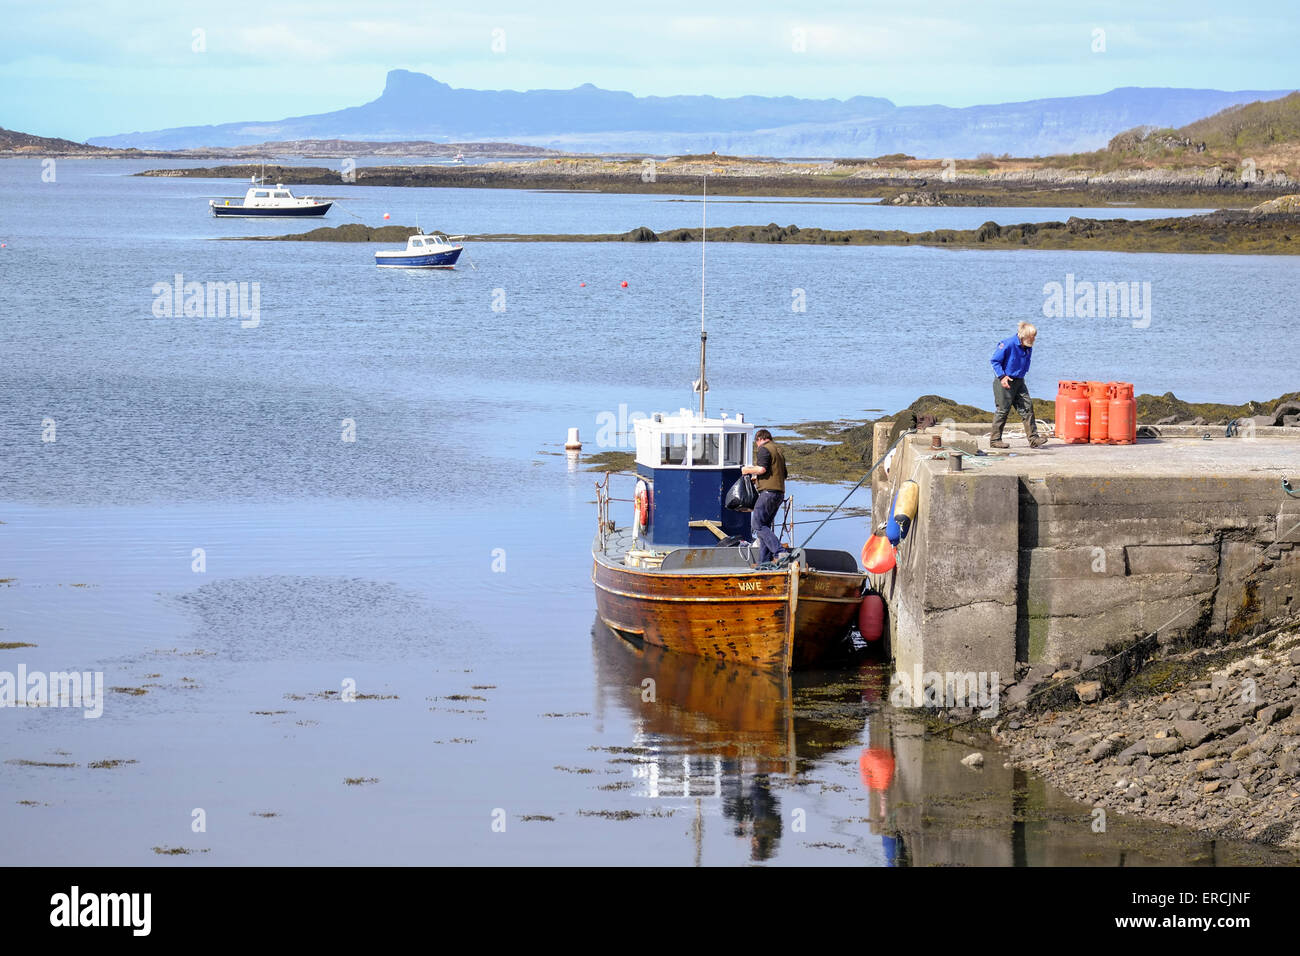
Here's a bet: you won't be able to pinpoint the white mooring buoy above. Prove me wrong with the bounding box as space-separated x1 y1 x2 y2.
565 427 582 451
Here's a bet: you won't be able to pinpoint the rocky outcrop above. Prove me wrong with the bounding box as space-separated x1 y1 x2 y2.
995 624 1300 848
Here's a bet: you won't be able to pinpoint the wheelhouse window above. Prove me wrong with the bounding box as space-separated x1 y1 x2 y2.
273 192 290 198
660 433 688 465
253 191 270 198
691 432 720 466
724 432 744 466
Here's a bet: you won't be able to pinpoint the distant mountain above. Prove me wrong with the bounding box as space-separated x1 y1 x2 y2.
88 70 1295 157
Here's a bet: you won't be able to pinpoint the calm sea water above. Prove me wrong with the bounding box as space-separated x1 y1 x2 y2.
1 158 1296 865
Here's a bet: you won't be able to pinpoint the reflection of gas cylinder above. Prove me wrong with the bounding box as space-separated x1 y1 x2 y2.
1088 381 1112 444
1108 381 1136 444
858 593 884 642
859 747 895 791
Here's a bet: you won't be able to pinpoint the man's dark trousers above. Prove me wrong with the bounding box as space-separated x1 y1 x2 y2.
751 490 785 563
991 376 1038 439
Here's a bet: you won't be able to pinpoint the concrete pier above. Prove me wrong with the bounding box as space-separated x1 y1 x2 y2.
870 423 1300 682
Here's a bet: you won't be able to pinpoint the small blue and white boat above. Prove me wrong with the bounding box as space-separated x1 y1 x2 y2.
374 232 465 269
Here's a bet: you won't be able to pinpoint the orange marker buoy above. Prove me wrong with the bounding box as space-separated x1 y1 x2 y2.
620 280 628 288
859 748 895 791
861 534 896 574
383 213 390 220
579 281 586 287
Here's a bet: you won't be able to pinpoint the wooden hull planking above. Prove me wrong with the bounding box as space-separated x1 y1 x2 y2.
592 554 863 670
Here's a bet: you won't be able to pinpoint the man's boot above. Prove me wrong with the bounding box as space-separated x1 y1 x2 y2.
1025 415 1047 447
989 423 1008 449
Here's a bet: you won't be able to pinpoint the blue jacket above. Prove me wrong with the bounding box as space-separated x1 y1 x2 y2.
990 334 1032 379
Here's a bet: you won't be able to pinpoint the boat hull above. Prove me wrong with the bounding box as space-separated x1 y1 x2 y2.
374 246 463 268
592 552 864 670
210 202 332 218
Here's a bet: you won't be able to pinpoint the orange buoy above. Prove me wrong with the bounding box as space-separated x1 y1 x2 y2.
620 280 628 288
383 213 390 220
1088 381 1112 444
858 593 884 641
1108 381 1136 444
579 281 586 287
861 535 896 574
859 748 895 791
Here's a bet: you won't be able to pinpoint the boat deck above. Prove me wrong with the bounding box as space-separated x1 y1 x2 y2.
593 528 860 575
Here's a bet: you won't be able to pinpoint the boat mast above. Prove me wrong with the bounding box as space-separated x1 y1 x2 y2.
696 174 708 419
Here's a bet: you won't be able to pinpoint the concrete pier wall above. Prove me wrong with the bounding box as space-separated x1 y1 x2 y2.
869 424 1300 679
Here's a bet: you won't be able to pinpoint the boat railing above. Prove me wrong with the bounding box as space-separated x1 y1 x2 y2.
596 469 797 551
595 470 640 550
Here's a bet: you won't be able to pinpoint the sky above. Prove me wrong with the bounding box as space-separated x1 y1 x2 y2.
2 0 1298 141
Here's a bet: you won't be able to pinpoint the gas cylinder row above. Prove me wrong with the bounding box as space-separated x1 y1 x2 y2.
1055 381 1137 444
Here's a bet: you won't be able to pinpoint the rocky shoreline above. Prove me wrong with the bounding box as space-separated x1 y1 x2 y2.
990 623 1300 849
241 206 1300 256
140 158 1293 208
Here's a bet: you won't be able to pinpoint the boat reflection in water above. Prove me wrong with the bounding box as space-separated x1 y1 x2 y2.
591 621 1300 866
591 619 883 862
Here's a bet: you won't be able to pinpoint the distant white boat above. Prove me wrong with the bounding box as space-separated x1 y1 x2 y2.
374 231 465 268
210 183 331 218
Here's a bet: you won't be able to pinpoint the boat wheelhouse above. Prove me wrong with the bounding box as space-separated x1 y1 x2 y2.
630 408 755 549
209 184 332 218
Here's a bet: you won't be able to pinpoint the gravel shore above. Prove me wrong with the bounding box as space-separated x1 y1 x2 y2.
993 624 1300 848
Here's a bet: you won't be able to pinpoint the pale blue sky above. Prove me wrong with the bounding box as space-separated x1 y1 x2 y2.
3 0 1297 140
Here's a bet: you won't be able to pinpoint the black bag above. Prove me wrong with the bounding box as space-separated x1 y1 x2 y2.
725 475 758 512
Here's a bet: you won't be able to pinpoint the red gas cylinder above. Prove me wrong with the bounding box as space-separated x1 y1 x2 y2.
1063 382 1091 443
1088 381 1111 444
858 593 885 642
1055 380 1068 438
1108 381 1136 444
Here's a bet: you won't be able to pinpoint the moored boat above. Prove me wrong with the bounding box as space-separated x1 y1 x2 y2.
209 183 332 218
592 410 868 670
374 231 464 268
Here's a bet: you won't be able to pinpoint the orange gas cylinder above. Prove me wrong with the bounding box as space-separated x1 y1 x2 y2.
1088 381 1111 444
1108 382 1136 444
858 593 885 641
1063 382 1091 443
1055 380 1068 437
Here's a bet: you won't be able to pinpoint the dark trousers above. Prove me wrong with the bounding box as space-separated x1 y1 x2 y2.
992 376 1038 438
751 490 785 563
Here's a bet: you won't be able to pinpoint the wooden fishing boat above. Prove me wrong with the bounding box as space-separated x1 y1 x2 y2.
592 428 867 669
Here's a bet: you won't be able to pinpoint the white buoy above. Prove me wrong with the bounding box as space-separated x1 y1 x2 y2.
565 427 582 451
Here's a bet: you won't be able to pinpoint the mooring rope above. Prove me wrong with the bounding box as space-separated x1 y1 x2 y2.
796 429 914 551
